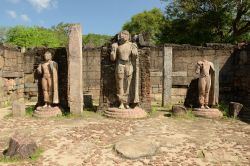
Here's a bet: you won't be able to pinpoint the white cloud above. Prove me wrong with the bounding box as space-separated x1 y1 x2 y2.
6 0 21 4
20 14 31 22
27 0 57 12
6 10 17 19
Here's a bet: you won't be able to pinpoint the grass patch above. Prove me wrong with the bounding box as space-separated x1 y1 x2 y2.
60 107 103 119
148 106 162 118
30 148 43 161
26 105 35 116
217 102 230 117
0 148 43 163
172 109 196 120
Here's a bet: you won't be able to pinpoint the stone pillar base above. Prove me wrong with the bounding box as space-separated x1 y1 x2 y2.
193 108 223 119
33 106 62 118
104 107 148 119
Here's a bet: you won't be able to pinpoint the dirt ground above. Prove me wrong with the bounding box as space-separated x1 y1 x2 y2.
0 106 249 166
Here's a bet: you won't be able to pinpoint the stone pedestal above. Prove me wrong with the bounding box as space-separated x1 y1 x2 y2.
33 106 62 118
193 108 223 119
104 107 147 119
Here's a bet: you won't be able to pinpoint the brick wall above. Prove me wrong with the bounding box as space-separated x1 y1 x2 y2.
0 45 24 107
82 48 101 102
1 43 249 111
147 44 237 107
231 44 250 108
149 47 163 102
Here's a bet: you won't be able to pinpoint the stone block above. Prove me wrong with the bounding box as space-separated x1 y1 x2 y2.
24 64 33 74
25 83 36 88
172 71 187 77
171 95 185 104
174 62 187 71
171 88 188 96
24 74 34 83
172 105 187 116
151 76 161 85
172 76 188 86
12 100 25 117
4 50 18 59
150 71 162 77
4 132 38 159
2 71 23 78
229 102 243 118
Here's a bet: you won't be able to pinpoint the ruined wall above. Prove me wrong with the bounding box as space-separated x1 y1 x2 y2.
0 45 24 107
231 44 250 108
149 47 163 102
149 44 237 107
82 48 101 102
1 43 249 111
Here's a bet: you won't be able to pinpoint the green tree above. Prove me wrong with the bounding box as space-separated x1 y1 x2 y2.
6 26 60 48
161 0 250 44
82 34 112 47
51 22 73 46
122 8 165 44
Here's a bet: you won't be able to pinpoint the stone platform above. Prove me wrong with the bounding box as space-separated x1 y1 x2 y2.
104 107 148 119
193 108 223 119
33 106 62 118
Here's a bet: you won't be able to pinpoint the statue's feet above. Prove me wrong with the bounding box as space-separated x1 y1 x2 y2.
125 104 130 109
119 103 125 109
201 105 205 109
205 105 210 109
42 104 48 108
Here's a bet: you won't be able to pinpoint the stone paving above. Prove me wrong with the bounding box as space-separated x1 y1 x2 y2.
0 108 250 166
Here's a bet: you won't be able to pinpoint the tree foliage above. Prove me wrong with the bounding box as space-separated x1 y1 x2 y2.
160 0 250 44
3 22 111 48
82 34 112 47
5 26 61 48
51 22 73 46
122 8 165 44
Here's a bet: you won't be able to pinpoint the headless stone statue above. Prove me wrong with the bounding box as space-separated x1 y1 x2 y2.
196 59 215 109
110 30 139 109
37 51 59 107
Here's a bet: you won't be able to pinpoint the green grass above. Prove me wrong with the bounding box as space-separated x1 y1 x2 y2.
217 102 230 118
171 108 196 120
25 105 35 116
0 148 43 163
60 107 103 119
149 106 159 118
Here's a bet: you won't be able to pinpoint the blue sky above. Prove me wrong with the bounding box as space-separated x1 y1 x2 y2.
0 0 165 35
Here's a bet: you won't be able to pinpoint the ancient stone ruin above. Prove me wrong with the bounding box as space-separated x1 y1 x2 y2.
0 26 249 120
